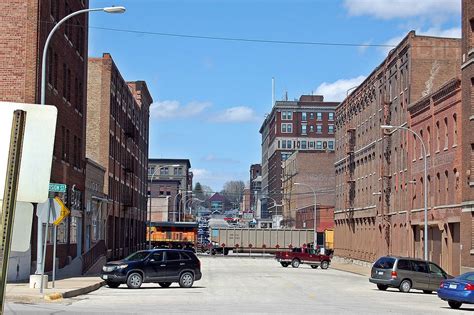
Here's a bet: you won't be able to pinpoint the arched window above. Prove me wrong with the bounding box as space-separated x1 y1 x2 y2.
445 170 449 204
444 117 448 150
453 114 458 147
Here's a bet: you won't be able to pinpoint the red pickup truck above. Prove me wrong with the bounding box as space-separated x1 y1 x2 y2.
275 247 331 269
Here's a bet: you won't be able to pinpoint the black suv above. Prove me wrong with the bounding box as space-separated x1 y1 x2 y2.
101 249 202 289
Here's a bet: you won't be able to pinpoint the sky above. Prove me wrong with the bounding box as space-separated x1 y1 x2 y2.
88 0 461 191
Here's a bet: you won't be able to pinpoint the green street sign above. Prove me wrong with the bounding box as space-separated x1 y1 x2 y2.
49 183 67 193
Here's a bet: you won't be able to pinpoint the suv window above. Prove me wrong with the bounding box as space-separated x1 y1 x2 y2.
429 263 444 275
411 260 428 273
181 252 192 260
373 257 395 269
166 251 181 261
396 259 412 271
150 252 163 262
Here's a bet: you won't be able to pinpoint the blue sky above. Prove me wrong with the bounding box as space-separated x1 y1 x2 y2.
89 0 461 191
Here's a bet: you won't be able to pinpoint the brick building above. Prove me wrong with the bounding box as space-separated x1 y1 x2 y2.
148 159 192 222
0 0 89 276
259 95 338 219
334 31 461 272
460 0 474 271
148 179 180 222
249 164 262 213
282 151 335 228
87 53 152 260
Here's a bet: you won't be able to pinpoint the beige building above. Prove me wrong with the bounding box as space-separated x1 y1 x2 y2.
282 151 335 227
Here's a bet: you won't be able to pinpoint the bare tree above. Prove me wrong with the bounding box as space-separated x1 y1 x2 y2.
221 180 245 206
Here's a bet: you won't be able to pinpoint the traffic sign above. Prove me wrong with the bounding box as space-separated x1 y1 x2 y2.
53 197 70 226
49 183 66 193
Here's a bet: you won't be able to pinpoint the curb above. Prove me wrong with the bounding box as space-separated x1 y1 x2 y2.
42 280 105 301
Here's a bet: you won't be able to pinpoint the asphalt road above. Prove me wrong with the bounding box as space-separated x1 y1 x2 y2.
5 257 472 314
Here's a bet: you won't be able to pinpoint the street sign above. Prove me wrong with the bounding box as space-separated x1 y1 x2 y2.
49 183 66 193
53 197 70 226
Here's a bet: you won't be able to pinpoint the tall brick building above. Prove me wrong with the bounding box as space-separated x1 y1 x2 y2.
0 0 89 276
87 53 152 259
334 31 462 273
249 164 261 213
259 95 338 220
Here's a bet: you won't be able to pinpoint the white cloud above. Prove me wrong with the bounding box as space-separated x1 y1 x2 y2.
150 100 211 120
211 106 259 123
191 168 210 177
314 75 367 102
343 0 460 20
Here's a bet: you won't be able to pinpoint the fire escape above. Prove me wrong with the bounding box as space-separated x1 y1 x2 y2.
381 80 392 253
345 122 356 225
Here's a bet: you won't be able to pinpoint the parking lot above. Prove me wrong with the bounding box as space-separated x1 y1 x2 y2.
5 256 472 314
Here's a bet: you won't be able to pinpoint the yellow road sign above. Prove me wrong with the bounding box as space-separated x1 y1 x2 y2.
53 197 70 226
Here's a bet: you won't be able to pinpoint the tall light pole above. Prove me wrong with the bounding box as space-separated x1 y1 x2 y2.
294 183 317 250
173 190 193 222
36 5 125 277
381 125 428 261
148 164 179 249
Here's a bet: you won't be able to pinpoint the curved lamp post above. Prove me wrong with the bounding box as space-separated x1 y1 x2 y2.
381 125 428 261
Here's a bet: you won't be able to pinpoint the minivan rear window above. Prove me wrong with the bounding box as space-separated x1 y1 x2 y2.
373 257 396 269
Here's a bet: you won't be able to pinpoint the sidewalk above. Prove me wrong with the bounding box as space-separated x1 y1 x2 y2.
5 276 104 303
330 260 371 277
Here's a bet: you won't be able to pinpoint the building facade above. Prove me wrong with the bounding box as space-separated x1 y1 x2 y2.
334 31 462 273
87 53 152 260
249 164 262 213
282 151 335 227
0 0 89 277
148 179 180 222
260 95 338 219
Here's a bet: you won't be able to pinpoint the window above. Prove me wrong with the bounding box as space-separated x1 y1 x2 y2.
281 111 292 120
310 125 314 132
301 141 307 149
453 114 458 146
62 63 67 98
316 125 322 133
287 111 293 120
328 125 334 134
148 167 155 175
151 252 164 262
282 111 287 120
287 123 293 133
328 112 334 121
373 257 395 269
61 126 66 160
287 140 292 149
67 68 71 101
411 261 428 273
160 167 169 175
444 117 448 149
281 141 286 149
301 124 307 135
317 112 322 121
397 259 412 271
65 129 70 162
419 130 423 159
174 167 179 175
282 124 287 133
309 141 314 148
436 121 440 152
427 126 431 154
328 141 334 150
413 134 417 160
316 141 323 150
47 50 53 84
302 112 307 121
429 263 444 275
53 53 58 88
310 112 314 119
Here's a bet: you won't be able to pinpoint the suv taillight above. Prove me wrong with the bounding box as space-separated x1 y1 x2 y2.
464 283 474 291
439 281 444 289
391 271 397 279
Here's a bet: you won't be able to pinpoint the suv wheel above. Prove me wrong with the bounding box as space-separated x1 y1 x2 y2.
158 282 172 288
106 281 120 288
448 301 462 309
377 284 388 291
126 272 143 289
320 261 329 270
179 272 194 288
291 259 300 268
399 279 411 293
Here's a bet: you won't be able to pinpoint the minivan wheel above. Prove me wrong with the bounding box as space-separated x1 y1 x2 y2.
291 259 300 268
448 301 462 309
179 272 194 288
377 284 388 291
126 272 143 289
399 279 411 293
422 290 432 294
106 281 120 288
158 282 172 288
320 261 329 270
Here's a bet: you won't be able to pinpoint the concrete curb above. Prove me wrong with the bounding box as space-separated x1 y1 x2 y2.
61 280 106 299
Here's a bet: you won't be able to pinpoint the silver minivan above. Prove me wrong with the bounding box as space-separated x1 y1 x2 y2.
369 256 451 293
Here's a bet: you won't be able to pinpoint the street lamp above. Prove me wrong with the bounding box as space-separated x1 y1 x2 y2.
148 164 180 249
294 182 317 250
40 6 125 106
173 190 193 222
186 198 204 217
381 124 428 261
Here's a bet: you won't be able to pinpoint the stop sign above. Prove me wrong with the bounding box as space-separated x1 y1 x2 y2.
221 243 225 247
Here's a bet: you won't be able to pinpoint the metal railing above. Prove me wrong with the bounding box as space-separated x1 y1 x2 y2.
82 240 106 274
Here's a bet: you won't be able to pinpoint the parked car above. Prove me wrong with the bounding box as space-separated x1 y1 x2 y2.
101 249 202 289
275 247 331 269
369 256 451 293
438 272 474 309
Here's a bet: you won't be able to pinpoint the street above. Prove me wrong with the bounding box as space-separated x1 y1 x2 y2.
5 257 471 314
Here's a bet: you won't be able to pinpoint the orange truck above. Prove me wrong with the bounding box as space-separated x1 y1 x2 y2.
147 222 198 251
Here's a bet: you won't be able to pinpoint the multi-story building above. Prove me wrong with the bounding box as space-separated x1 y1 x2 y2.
241 187 251 212
148 159 192 222
0 0 89 278
259 95 338 219
461 0 474 271
249 164 262 213
282 151 335 228
334 31 461 272
209 193 226 214
87 53 152 260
